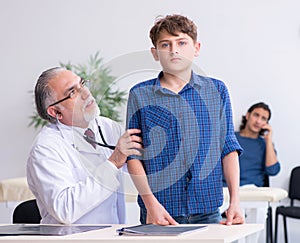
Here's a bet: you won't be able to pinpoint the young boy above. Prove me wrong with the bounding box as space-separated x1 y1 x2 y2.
126 14 244 225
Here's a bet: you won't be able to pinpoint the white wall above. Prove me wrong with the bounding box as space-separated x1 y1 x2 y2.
1 0 299 241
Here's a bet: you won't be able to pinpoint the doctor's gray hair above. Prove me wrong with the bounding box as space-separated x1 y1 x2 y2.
35 67 66 123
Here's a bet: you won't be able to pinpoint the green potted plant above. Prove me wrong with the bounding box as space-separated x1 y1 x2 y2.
29 52 127 129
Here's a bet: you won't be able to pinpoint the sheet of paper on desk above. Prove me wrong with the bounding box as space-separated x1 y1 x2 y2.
117 224 207 236
0 225 111 236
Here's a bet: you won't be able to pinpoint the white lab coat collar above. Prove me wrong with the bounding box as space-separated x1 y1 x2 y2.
55 119 99 154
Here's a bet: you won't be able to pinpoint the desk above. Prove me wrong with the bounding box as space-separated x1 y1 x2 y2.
222 187 288 243
0 178 284 242
0 224 263 243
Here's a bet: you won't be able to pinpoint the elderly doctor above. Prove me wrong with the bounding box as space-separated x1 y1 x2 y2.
27 67 142 224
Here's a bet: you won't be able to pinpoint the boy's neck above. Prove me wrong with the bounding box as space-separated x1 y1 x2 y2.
160 70 192 93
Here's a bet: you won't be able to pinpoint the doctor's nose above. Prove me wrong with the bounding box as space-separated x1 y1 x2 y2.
78 84 91 100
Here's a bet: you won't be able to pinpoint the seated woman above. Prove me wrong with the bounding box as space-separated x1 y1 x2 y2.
223 102 281 243
235 102 280 187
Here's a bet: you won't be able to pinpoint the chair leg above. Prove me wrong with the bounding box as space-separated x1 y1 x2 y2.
283 216 288 243
266 206 273 243
266 210 270 243
269 207 273 243
274 212 278 243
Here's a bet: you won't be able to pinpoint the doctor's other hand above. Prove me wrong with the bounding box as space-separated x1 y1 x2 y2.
109 129 142 168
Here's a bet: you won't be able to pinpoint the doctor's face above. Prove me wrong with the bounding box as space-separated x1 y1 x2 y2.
47 70 99 128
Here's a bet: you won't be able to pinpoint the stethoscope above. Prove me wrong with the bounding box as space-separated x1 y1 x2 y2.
83 126 116 150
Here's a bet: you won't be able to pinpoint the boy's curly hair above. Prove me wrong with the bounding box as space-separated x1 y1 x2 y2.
149 14 197 47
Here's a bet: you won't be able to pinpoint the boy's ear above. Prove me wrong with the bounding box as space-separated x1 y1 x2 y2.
151 47 159 61
194 42 201 57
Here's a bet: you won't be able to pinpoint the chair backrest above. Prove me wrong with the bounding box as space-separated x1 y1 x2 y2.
288 166 300 205
263 174 270 187
12 199 41 224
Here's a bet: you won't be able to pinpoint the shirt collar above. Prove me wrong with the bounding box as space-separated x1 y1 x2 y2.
57 119 97 134
51 119 101 154
55 119 98 145
153 71 164 93
189 71 203 88
153 71 203 94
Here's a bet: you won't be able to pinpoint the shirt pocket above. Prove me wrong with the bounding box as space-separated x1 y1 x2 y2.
142 107 171 156
144 106 171 130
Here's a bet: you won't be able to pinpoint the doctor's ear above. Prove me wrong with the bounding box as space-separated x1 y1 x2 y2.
47 106 61 119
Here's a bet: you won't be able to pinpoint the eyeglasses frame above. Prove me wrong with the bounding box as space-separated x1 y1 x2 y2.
47 78 89 108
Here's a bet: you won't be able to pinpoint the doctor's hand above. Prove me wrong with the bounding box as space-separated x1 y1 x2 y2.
108 129 142 169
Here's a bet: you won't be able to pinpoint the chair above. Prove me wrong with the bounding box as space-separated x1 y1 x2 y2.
222 174 273 242
263 175 274 243
12 199 41 224
275 166 300 243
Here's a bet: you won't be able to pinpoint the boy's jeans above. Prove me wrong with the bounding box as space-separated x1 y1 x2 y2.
140 208 221 224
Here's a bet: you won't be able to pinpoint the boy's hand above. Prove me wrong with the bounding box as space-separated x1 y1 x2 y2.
146 201 178 225
220 204 244 225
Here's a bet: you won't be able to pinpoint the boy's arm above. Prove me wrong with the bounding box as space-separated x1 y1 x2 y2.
221 151 244 225
127 159 177 225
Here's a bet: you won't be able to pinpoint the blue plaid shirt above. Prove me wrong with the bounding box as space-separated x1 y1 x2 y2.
126 71 242 217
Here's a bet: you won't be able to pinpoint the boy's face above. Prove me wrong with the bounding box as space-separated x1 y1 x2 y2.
151 30 200 75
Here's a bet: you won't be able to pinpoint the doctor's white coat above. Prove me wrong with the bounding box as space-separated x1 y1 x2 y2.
27 116 126 224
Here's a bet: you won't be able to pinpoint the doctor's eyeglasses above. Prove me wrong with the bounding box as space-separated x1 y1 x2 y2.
48 78 90 107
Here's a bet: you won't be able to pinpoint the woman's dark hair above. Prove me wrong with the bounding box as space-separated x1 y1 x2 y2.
239 102 271 134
